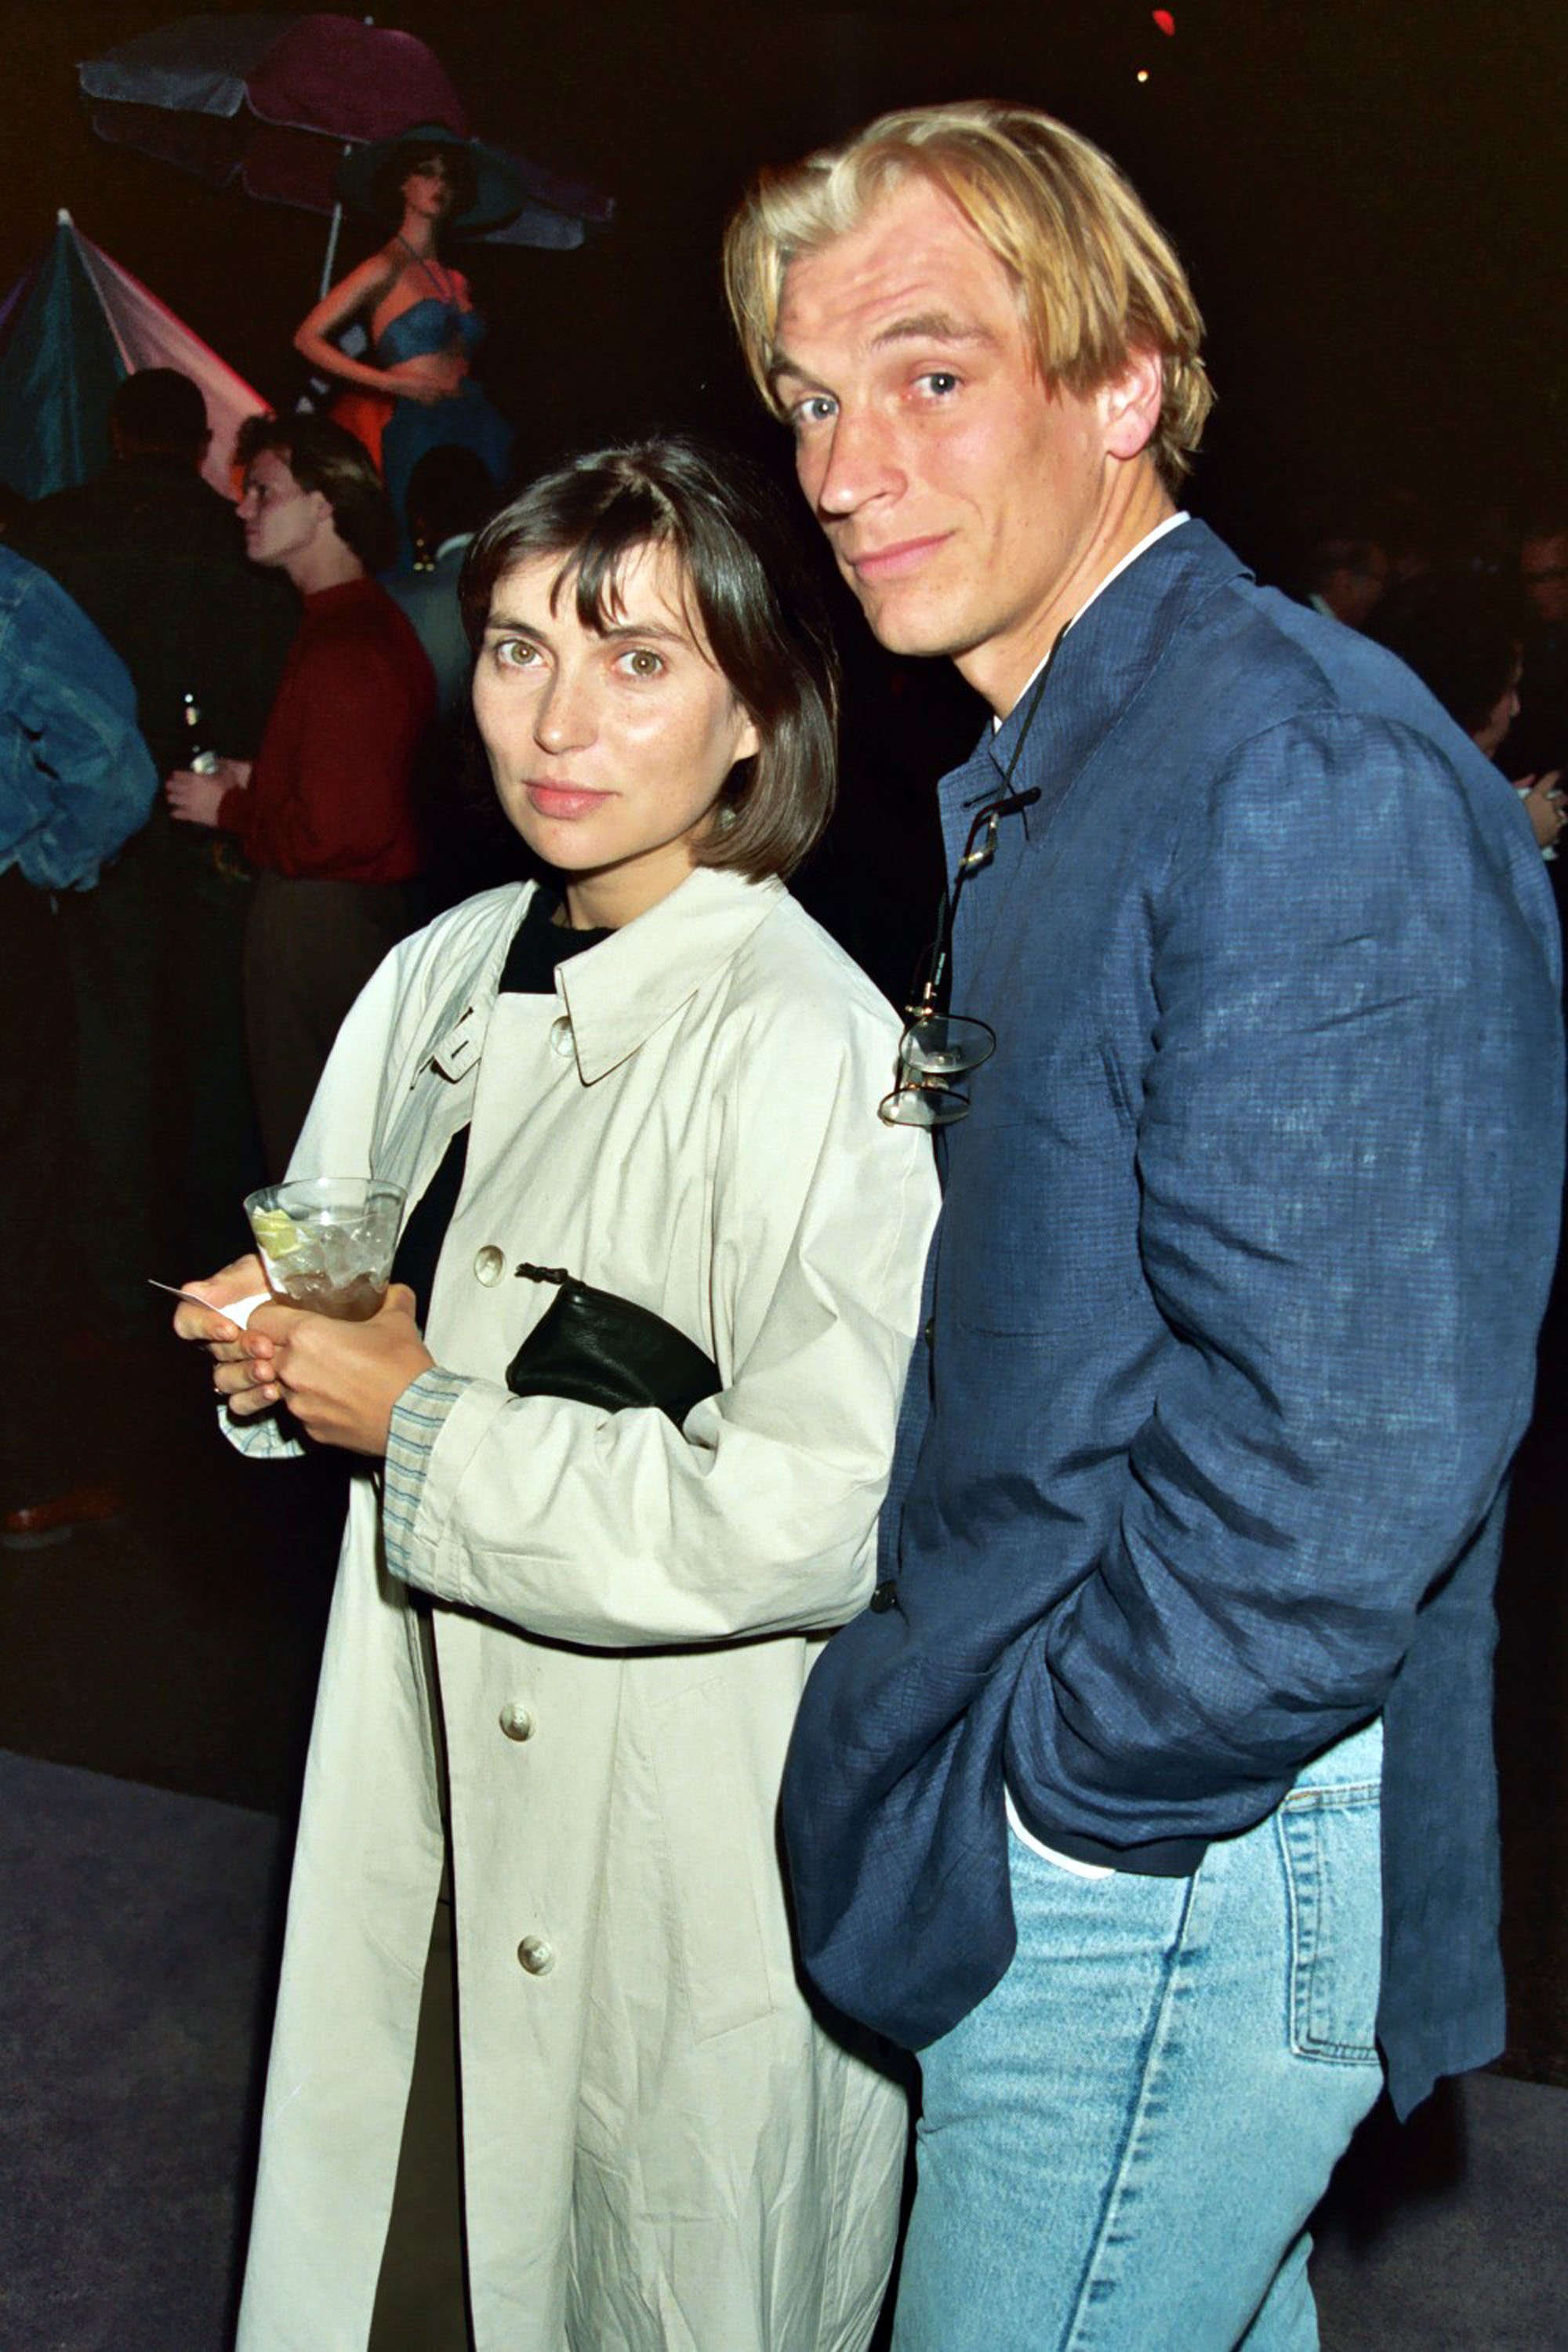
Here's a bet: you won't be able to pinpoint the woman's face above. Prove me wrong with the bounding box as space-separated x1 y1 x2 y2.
1472 657 1523 762
472 540 761 929
401 156 456 221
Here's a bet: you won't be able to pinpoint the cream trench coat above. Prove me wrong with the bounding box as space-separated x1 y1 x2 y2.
229 868 940 2352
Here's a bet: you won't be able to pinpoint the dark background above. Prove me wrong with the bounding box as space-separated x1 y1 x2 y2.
7 0 1566 583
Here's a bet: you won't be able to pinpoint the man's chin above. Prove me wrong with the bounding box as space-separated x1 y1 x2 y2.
848 583 963 662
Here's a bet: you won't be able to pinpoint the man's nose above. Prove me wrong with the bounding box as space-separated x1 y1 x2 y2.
808 405 904 520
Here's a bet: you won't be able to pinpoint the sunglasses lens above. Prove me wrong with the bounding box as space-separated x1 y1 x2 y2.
879 1082 971 1129
901 1014 996 1078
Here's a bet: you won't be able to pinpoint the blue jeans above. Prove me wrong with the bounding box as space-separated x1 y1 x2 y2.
894 1722 1385 2351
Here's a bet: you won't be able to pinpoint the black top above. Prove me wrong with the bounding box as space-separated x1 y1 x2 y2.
391 890 612 1316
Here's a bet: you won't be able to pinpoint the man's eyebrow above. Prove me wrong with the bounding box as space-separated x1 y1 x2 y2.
869 311 1000 354
769 313 999 389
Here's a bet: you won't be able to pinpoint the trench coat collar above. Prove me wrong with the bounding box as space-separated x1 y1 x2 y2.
550 866 786 1083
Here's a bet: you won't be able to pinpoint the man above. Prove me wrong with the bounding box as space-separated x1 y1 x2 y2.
167 415 435 1177
13 368 296 1347
1506 514 1568 788
725 101 1563 2346
1300 524 1391 629
386 441 499 721
0 548 158 1543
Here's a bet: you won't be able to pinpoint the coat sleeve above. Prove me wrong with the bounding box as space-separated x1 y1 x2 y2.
382 992 939 1647
1003 710 1564 1850
219 935 423 1465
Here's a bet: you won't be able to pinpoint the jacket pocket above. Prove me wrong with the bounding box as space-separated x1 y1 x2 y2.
648 1672 779 2043
1276 1780 1382 2063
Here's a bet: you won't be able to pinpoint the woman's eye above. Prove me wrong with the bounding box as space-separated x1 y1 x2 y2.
493 639 538 670
622 647 665 680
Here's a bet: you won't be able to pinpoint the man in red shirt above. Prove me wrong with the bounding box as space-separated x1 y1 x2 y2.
168 416 435 1174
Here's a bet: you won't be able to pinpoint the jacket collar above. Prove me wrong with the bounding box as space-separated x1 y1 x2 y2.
938 519 1253 858
552 865 786 1082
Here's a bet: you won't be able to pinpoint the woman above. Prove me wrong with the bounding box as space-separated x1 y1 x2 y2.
1369 571 1565 851
296 125 514 564
175 439 938 2351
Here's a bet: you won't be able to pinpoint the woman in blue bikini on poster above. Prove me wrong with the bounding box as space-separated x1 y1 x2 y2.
295 125 514 564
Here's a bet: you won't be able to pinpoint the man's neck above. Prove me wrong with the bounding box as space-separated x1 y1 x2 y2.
284 539 366 598
963 462 1176 719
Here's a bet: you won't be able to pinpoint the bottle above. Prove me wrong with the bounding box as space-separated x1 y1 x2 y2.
180 691 221 775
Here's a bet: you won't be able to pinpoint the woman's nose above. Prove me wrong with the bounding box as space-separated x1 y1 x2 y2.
533 671 595 752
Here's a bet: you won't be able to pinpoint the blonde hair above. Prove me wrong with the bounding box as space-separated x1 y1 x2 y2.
724 100 1213 485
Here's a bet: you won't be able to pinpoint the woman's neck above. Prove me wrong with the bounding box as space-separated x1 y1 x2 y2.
396 211 440 263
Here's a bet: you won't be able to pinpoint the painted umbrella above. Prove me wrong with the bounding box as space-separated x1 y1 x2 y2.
78 12 612 263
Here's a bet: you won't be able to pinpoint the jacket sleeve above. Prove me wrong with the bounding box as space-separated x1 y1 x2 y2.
382 995 939 1647
7 569 158 891
1003 710 1564 1850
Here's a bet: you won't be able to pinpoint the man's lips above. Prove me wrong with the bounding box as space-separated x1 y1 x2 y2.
844 534 952 583
524 781 612 820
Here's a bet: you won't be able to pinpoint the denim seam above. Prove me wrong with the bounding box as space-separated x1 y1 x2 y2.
1276 1805 1381 2066
1061 1871 1206 2349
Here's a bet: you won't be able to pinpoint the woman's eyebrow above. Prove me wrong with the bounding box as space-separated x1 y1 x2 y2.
593 616 690 646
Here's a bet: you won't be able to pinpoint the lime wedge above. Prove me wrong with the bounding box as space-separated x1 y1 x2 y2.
252 1208 302 1258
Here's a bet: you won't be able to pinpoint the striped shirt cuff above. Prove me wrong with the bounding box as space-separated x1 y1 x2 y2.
383 1365 471 1582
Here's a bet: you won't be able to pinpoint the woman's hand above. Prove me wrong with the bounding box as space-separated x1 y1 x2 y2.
166 757 249 829
172 1254 281 1417
1518 771 1566 851
244 1285 434 1457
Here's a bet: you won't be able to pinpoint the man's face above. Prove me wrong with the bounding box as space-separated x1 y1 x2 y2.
1520 533 1568 628
238 449 329 574
771 176 1141 711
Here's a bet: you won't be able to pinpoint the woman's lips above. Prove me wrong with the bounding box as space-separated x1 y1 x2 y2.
524 782 612 821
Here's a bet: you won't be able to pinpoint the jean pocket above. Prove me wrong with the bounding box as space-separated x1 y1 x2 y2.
1276 1781 1382 2063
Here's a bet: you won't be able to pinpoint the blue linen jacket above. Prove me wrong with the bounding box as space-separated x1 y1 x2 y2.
0 545 157 891
781 521 1564 2119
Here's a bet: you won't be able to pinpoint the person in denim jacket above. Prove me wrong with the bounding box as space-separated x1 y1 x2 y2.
727 100 1564 2349
1 545 157 1542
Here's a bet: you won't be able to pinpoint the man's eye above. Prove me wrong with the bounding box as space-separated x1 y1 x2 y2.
918 371 960 397
793 395 837 428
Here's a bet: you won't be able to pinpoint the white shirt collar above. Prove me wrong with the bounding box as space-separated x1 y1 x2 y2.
993 510 1190 730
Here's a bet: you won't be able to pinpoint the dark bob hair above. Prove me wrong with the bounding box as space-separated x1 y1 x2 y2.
235 412 396 575
459 436 839 883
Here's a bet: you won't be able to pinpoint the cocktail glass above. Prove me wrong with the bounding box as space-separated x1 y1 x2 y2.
244 1178 406 1322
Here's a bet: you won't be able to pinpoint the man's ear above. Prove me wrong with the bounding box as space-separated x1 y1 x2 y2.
1100 348 1164 462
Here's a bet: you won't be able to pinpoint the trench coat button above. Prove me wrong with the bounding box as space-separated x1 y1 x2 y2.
474 1245 505 1287
499 1700 535 1742
923 1317 935 1347
517 1934 556 1976
549 1015 574 1058
869 1581 900 1614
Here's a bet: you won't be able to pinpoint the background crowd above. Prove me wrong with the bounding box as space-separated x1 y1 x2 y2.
1 9 1565 2344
